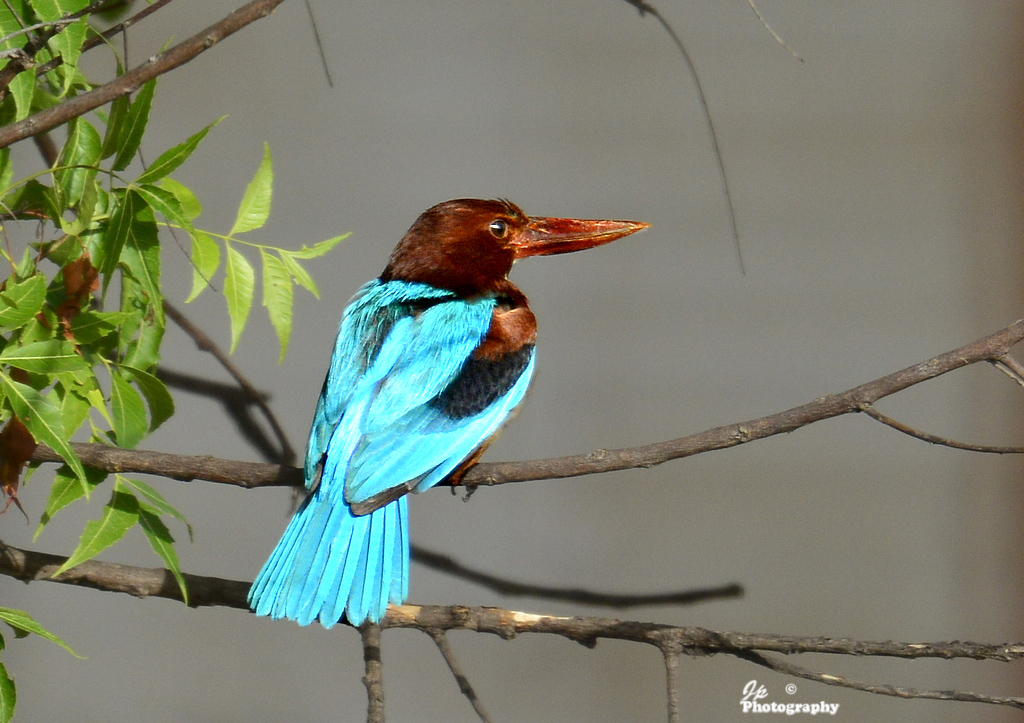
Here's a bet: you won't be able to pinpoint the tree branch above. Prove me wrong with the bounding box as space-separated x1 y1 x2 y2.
359 622 386 723
29 318 1024 493
427 630 493 723
862 405 1024 454
3 540 1022 711
0 0 286 149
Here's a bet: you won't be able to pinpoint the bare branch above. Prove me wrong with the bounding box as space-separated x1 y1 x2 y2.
29 441 301 488
992 354 1024 388
26 319 1024 492
427 630 493 723
737 649 1024 710
3 540 1022 710
0 0 287 150
360 623 386 723
621 0 745 273
663 644 682 723
862 405 1024 454
460 318 1024 487
745 0 803 61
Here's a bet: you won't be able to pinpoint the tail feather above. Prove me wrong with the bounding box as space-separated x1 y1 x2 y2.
248 494 409 627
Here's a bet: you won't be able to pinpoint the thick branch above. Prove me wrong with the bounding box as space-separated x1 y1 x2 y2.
461 318 1024 487
2 540 1023 710
29 318 1024 491
0 0 286 149
29 442 301 487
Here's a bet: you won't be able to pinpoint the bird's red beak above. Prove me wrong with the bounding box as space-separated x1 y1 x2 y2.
513 216 649 259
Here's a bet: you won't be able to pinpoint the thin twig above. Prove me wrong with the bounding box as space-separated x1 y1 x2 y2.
862 405 1024 454
622 0 745 274
427 630 493 723
745 0 803 61
0 19 77 47
411 544 742 608
663 643 682 723
359 622 386 723
164 300 296 465
303 0 333 87
0 0 286 149
992 354 1024 388
736 649 1024 710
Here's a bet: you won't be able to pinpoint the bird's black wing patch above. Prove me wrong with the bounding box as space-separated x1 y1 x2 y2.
429 344 534 420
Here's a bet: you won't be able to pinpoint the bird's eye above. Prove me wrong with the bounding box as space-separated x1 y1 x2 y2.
489 219 508 238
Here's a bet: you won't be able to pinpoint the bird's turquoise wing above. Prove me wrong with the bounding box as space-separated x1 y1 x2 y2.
306 279 532 507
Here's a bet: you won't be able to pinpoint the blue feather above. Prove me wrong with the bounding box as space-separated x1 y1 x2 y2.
249 280 535 625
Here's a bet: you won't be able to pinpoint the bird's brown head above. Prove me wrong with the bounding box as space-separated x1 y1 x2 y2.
380 198 649 296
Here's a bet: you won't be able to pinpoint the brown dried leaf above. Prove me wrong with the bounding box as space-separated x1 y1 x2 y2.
0 415 36 522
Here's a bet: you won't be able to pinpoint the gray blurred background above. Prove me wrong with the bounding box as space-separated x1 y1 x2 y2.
4 1 1024 721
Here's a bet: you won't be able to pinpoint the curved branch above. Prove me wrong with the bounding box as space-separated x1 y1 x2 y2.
26 318 1024 490
862 405 1024 454
461 318 1024 487
0 0 286 149
2 540 1023 711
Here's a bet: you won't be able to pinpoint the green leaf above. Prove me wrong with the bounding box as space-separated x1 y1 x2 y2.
224 244 254 353
133 183 193 233
0 372 87 492
287 232 350 259
112 78 156 172
135 116 224 184
52 479 139 576
120 365 173 432
0 274 47 333
55 116 101 207
185 231 219 302
0 606 81 658
137 504 188 604
57 377 92 436
109 370 146 449
69 310 130 344
9 69 34 122
35 465 107 539
116 202 162 317
0 340 89 373
0 148 11 196
97 189 135 286
278 250 318 298
229 142 272 235
159 177 202 221
119 310 163 372
260 250 293 362
100 95 129 161
0 653 12 723
4 180 59 221
48 17 87 95
30 0 89 22
121 477 192 541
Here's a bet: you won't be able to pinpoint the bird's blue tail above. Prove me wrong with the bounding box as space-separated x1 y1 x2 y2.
248 493 409 627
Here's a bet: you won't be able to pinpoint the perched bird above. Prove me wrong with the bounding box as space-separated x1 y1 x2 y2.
249 199 648 626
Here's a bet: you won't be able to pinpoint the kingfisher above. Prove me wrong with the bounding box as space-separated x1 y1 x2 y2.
248 199 648 626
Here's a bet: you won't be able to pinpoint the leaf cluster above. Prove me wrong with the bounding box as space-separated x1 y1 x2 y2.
0 4 343 719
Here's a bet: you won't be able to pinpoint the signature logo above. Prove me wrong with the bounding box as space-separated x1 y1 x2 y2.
740 680 840 715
